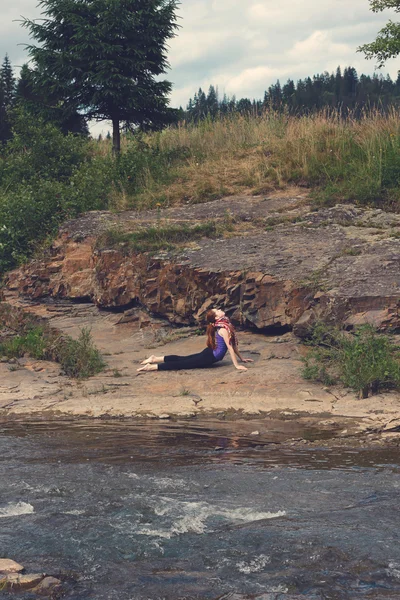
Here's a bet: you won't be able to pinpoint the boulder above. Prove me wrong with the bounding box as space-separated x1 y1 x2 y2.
0 559 24 573
31 576 62 596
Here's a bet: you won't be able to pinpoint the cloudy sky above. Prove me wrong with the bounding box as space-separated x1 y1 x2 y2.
2 0 400 134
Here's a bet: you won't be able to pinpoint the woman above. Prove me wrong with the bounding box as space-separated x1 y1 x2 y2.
137 308 253 373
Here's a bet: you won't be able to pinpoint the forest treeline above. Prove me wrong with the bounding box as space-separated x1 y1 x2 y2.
2 55 400 143
184 67 400 122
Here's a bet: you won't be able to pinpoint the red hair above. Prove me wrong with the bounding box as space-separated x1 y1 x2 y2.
206 309 217 349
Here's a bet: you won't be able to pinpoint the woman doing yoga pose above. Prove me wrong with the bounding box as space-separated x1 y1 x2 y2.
137 308 253 373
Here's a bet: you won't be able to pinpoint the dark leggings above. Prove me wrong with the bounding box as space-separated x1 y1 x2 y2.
157 347 217 371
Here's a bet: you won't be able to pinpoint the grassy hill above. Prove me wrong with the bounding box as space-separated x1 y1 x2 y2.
1 108 400 273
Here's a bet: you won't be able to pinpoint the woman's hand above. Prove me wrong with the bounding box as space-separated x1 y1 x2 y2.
236 365 248 371
241 358 254 363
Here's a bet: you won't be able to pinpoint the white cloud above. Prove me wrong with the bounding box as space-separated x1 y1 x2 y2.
223 66 286 97
287 30 351 61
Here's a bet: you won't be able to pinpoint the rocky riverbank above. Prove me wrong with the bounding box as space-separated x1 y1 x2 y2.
0 559 62 595
1 191 400 444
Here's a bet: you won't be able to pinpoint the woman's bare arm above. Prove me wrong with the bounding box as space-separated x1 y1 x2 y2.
233 346 254 364
219 329 247 371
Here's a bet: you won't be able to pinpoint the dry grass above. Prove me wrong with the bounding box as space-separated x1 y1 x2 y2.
96 108 400 211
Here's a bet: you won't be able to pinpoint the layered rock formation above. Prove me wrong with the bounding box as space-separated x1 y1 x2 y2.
4 194 400 334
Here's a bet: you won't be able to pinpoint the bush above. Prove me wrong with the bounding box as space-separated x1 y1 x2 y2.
0 319 106 379
0 111 112 273
0 110 88 187
0 326 47 360
110 135 188 209
301 323 400 398
58 327 106 379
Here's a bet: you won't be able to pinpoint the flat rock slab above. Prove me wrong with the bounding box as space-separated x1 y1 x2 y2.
59 192 307 237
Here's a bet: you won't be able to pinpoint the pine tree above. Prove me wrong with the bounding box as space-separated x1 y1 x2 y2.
236 98 252 114
268 81 283 110
15 63 88 135
22 0 179 154
282 79 296 110
0 55 15 143
0 55 15 109
0 82 11 143
343 67 359 99
206 85 219 118
15 64 33 104
335 66 343 103
191 88 207 121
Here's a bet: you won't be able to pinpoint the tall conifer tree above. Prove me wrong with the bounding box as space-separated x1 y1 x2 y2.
1 55 15 109
0 55 15 143
22 0 179 153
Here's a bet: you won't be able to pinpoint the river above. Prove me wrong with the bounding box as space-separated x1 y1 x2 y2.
0 419 399 599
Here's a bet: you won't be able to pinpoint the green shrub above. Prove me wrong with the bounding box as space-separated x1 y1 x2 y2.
0 111 112 273
110 135 189 208
0 110 87 187
301 323 400 398
0 304 106 379
58 327 106 379
0 326 47 359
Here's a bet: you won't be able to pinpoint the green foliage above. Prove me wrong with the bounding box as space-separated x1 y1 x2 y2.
96 222 218 253
301 323 400 398
0 326 46 360
291 129 400 208
113 136 185 202
358 1 400 66
22 0 180 152
0 307 105 379
15 63 89 136
186 65 400 122
0 111 87 185
1 55 15 110
0 111 111 273
58 328 106 379
0 54 15 144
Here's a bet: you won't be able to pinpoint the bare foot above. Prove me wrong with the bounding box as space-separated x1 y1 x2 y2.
137 363 157 373
140 355 156 365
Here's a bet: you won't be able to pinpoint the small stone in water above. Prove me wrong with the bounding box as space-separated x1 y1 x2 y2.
32 576 62 595
250 430 260 436
158 414 170 419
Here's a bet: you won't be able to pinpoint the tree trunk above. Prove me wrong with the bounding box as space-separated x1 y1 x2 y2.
112 118 120 156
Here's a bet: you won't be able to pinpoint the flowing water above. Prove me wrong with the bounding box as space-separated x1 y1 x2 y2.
0 419 400 599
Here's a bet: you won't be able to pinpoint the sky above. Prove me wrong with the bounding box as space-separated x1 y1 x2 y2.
2 0 400 135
